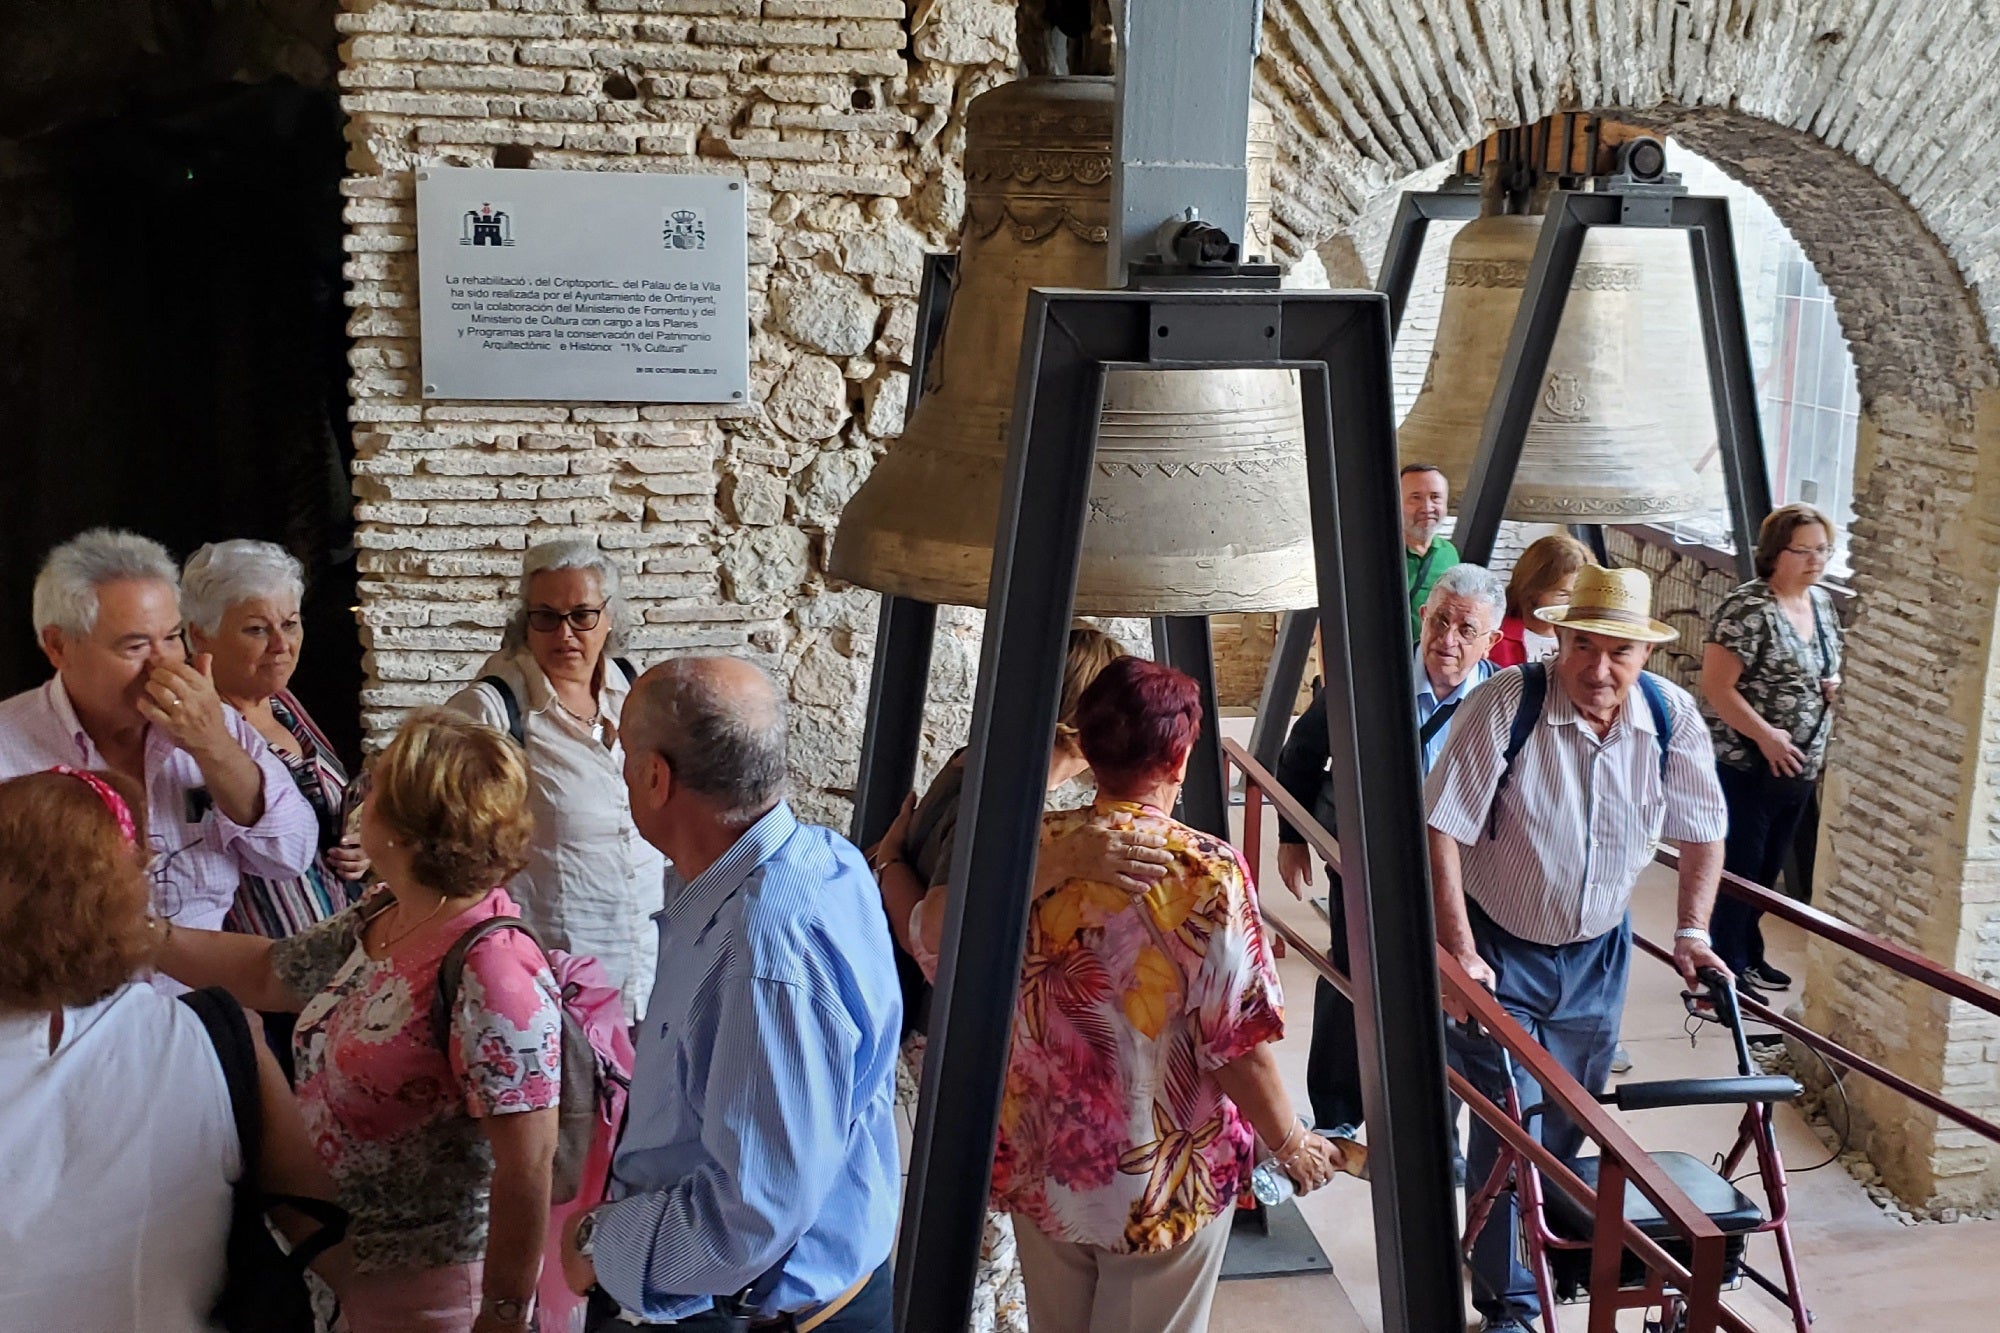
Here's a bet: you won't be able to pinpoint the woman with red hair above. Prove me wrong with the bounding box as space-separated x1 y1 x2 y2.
991 656 1345 1333
0 768 341 1330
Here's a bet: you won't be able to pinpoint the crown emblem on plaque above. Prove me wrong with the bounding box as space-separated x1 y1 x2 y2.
460 202 515 247
663 208 706 251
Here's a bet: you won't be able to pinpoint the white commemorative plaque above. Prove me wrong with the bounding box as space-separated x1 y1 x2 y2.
416 166 749 403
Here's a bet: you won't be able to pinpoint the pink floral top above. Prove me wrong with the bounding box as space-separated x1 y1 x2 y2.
270 887 563 1271
991 800 1284 1254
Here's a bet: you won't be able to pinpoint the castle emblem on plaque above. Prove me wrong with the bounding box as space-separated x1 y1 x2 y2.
663 208 706 251
460 203 515 246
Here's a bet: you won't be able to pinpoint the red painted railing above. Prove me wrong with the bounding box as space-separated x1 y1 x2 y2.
1225 739 1759 1333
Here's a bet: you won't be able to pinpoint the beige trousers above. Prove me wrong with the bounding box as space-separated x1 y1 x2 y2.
1011 1213 1232 1333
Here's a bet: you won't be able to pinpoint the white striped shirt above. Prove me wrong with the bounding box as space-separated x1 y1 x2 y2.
1424 667 1727 945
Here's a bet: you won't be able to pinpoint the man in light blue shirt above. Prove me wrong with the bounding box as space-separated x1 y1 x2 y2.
1271 563 1505 1137
561 657 901 1332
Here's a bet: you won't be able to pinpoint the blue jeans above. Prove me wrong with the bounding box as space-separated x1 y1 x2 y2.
1448 904 1630 1324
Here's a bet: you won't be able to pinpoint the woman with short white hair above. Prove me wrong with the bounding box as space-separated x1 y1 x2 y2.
182 540 366 933
447 539 665 1019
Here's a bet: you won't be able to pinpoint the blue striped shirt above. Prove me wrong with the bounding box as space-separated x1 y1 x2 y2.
591 803 903 1321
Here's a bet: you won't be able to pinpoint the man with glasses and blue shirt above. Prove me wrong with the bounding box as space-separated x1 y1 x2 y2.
1273 562 1506 1144
0 529 317 962
562 656 901 1333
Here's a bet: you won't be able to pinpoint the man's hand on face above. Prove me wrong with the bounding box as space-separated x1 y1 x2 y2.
139 655 233 759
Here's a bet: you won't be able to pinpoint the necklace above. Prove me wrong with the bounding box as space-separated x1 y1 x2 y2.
551 691 601 729
373 894 448 952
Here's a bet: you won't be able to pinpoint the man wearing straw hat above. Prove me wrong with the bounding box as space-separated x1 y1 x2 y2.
1422 565 1729 1333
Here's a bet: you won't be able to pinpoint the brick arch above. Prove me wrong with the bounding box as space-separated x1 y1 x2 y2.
1256 1 2000 1204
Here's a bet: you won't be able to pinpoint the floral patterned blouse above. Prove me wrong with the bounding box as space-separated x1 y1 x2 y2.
990 800 1284 1255
269 887 563 1272
1705 580 1843 779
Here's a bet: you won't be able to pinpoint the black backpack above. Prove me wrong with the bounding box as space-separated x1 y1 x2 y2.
479 656 638 746
1487 662 1674 840
179 988 348 1333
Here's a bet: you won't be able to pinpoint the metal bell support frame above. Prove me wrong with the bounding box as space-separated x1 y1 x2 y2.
885 272 1465 1333
1249 177 1775 774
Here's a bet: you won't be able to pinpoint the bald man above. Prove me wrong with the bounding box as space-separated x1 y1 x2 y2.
560 658 901 1332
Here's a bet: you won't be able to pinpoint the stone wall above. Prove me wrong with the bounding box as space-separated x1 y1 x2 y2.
338 0 1021 827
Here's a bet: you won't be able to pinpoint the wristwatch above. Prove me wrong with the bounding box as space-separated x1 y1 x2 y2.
480 1295 533 1326
575 1206 602 1258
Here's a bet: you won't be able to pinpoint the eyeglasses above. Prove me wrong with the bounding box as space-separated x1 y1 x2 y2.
526 605 605 633
1784 544 1833 559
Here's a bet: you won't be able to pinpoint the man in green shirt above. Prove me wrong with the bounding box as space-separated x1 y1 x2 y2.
1402 462 1457 641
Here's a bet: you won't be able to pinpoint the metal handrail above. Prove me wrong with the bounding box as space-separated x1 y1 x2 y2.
1223 739 1755 1333
1654 845 2000 1018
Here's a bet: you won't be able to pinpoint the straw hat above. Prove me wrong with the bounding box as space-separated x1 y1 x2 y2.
1532 566 1677 643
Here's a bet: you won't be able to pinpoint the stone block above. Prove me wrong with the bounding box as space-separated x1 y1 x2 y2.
718 526 812 603
722 470 787 525
793 448 871 527
766 355 851 440
769 268 883 358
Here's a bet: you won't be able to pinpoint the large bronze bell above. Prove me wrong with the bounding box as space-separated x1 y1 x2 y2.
1397 208 1706 522
828 77 1317 614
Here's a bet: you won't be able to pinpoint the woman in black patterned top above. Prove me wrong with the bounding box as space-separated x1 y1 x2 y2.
1700 504 1844 994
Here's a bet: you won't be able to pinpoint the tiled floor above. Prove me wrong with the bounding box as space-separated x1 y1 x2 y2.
895 720 2000 1331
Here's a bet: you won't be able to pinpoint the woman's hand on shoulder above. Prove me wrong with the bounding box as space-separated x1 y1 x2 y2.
1040 820 1171 896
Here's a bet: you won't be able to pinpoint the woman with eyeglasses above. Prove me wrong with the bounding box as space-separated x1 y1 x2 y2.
447 539 664 1019
1699 503 1844 997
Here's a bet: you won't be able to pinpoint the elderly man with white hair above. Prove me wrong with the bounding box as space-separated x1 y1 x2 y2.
0 528 319 939
1273 561 1506 1142
448 537 666 1018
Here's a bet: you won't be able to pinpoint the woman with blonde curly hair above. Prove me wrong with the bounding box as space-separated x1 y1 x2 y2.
0 767 338 1331
157 710 563 1333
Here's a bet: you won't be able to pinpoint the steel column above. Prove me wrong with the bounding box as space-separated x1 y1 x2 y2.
896 287 1462 1333
1376 188 1484 338
1155 615 1229 839
847 596 937 848
1247 604 1317 773
1677 194 1774 578
1297 308 1464 1333
896 290 1110 1333
1107 0 1262 282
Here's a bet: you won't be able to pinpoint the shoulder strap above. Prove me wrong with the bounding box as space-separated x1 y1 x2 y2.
431 915 544 1050
612 656 638 684
1418 698 1461 747
479 676 525 747
1488 664 1548 840
179 987 262 1177
1636 672 1674 778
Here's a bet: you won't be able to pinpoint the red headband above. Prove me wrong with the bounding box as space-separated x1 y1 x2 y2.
49 766 138 847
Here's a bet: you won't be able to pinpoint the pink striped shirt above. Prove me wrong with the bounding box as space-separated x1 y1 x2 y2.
1424 667 1727 945
0 676 321 934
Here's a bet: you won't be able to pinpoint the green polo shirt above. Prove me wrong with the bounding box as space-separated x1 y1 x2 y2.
1405 535 1457 641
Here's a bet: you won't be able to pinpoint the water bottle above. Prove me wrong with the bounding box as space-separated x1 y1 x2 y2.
1250 1155 1299 1206
1250 1122 1370 1205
